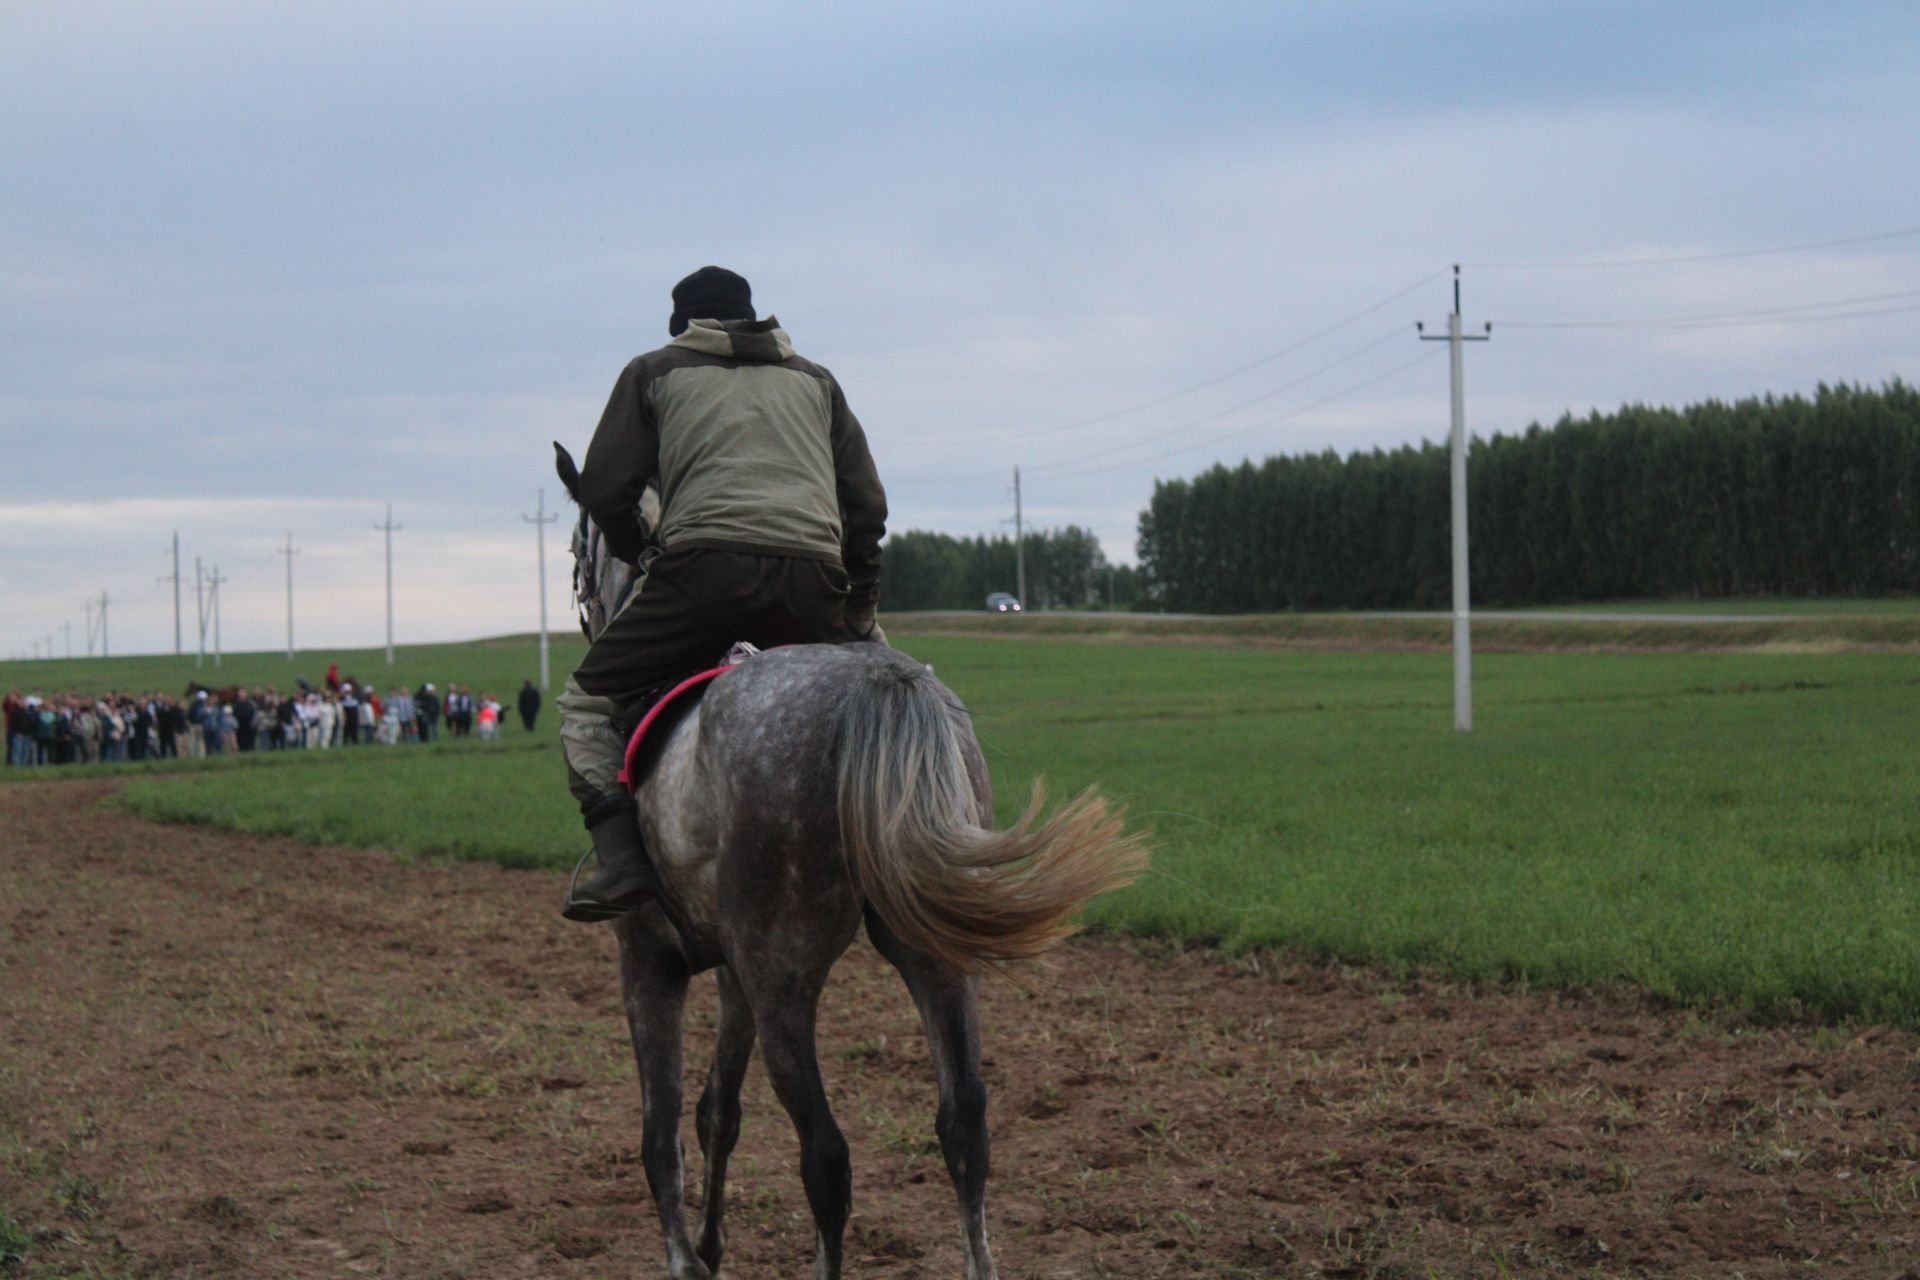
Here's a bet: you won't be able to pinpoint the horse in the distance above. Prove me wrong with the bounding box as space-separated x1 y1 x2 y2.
552 443 1146 1280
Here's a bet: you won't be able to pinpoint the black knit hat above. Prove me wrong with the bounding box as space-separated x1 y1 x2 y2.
669 266 754 336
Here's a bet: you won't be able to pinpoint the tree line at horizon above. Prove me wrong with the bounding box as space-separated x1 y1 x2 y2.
878 526 1143 611
1130 380 1920 611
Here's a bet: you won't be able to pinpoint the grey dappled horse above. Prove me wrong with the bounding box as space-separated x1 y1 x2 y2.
553 445 1145 1280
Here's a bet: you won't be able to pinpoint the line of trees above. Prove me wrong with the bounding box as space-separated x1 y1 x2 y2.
1136 380 1920 611
880 527 1142 611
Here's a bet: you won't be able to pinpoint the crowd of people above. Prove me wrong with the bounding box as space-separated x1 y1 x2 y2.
4 667 546 768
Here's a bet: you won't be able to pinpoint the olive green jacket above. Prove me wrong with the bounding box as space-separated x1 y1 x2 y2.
578 317 888 611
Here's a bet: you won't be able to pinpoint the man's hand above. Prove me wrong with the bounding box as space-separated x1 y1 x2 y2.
845 607 887 646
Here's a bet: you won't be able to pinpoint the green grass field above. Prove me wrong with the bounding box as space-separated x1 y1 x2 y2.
7 622 1920 1024
892 606 1920 650
1485 595 1920 617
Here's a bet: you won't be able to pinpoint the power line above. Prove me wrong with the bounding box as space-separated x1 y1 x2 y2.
952 267 1448 444
1499 285 1920 330
1049 347 1442 480
907 322 1427 487
1465 224 1920 271
1024 324 1413 476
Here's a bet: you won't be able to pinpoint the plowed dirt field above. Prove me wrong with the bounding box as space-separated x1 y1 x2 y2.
3 780 1917 1277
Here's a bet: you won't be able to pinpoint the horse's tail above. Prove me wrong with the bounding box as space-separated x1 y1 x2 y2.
837 660 1147 975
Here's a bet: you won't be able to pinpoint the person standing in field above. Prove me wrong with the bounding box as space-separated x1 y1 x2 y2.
219 699 240 754
233 688 258 752
557 265 887 922
415 683 440 742
184 691 207 758
517 679 541 732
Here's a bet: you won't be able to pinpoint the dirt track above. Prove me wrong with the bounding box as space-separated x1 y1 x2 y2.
3 780 1918 1278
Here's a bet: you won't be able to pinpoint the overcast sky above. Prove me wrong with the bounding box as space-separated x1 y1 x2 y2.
4 0 1916 657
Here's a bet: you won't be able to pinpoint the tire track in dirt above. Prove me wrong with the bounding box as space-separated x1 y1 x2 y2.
2 779 1917 1277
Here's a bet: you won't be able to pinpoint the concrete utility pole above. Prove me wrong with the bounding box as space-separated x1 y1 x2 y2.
194 557 208 668
374 505 402 666
63 620 71 659
522 489 558 689
85 598 96 658
277 533 300 661
158 532 183 656
97 591 109 659
1012 466 1027 609
1417 265 1491 732
207 565 228 668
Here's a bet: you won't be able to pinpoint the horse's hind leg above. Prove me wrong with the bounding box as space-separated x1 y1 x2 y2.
693 965 756 1275
732 961 851 1280
864 907 999 1280
615 919 710 1280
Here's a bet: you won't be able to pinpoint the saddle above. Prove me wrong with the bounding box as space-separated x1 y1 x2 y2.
615 642 761 793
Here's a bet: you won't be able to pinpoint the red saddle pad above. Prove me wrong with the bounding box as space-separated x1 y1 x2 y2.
616 666 730 791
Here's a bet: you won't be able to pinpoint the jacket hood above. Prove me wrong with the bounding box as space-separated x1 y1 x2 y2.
669 316 794 363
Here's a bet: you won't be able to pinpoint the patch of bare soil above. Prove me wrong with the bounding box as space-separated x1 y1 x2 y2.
2 780 1918 1279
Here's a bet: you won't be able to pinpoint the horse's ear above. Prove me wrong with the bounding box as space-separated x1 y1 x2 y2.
553 442 582 503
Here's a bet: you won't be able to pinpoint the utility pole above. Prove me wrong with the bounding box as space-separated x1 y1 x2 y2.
194 557 208 668
522 489 558 689
1417 265 1491 732
159 532 183 656
98 591 109 659
1012 466 1027 610
277 533 300 661
86 598 96 658
374 505 402 665
63 620 71 659
207 565 229 668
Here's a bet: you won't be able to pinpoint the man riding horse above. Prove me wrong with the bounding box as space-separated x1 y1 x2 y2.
558 266 888 922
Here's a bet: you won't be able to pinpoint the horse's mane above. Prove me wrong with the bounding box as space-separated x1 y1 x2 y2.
553 440 657 642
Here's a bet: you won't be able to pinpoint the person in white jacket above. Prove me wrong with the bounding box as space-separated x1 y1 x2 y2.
314 692 339 749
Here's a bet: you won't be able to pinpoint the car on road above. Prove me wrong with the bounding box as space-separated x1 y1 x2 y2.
985 592 1022 613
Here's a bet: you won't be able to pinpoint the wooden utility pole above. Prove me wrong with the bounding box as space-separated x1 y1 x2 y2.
158 532 182 655
194 557 208 668
207 567 228 668
1418 265 1491 732
1013 467 1027 609
374 506 402 665
522 490 558 689
277 533 300 660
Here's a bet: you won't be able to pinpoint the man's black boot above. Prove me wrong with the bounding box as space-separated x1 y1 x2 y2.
562 793 660 922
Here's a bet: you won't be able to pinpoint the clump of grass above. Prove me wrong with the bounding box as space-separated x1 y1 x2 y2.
0 1205 30 1266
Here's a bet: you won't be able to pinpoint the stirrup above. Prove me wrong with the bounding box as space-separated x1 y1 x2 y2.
561 848 637 922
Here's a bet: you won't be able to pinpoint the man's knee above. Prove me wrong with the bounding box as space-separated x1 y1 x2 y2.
558 674 630 804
